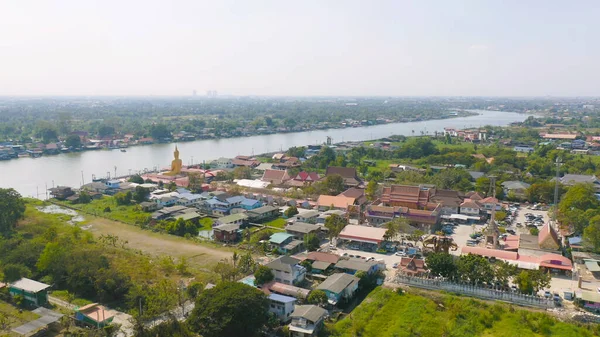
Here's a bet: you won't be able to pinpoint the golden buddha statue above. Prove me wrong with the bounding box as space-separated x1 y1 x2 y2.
165 145 183 176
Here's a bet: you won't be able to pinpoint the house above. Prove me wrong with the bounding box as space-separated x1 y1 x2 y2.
501 181 531 199
75 303 115 328
316 273 359 305
316 210 346 224
140 201 159 212
316 195 355 211
105 180 121 189
204 195 246 216
266 256 306 285
513 145 535 153
268 282 311 300
296 210 319 223
303 252 340 274
542 133 577 140
240 198 263 210
81 182 110 194
213 223 241 242
232 155 260 168
429 188 463 215
364 205 395 226
157 195 179 208
334 258 380 275
577 291 600 313
325 166 362 187
213 213 248 227
247 205 280 222
261 169 291 185
9 278 51 307
268 293 297 323
285 222 325 241
270 232 304 254
288 305 328 337
460 200 481 216
557 174 600 192
397 257 427 276
48 186 74 200
213 157 234 169
338 188 368 208
480 197 502 212
290 171 320 186
381 185 429 208
338 225 388 250
518 222 561 255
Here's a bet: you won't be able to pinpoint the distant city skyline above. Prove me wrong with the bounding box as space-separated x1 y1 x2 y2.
1 1 599 97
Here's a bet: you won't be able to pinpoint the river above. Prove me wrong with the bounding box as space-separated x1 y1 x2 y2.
0 110 530 197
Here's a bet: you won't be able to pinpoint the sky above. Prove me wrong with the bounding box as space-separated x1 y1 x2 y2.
0 0 599 97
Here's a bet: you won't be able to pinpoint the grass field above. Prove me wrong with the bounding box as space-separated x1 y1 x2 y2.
199 217 214 229
56 196 150 226
263 217 286 228
329 288 599 337
0 301 40 336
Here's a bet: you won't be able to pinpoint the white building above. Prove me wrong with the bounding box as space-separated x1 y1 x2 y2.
268 293 297 322
266 256 306 285
213 157 234 169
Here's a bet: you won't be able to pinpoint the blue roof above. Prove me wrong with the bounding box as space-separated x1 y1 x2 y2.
270 232 295 244
241 198 260 206
226 196 245 204
107 179 120 184
206 199 226 206
269 293 297 303
239 275 256 287
179 193 202 201
569 236 583 245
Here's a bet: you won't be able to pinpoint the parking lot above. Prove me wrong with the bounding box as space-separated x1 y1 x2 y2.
319 241 409 271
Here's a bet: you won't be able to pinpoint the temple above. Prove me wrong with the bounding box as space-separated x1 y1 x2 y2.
164 146 183 176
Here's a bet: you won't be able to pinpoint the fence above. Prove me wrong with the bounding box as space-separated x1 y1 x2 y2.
393 274 555 308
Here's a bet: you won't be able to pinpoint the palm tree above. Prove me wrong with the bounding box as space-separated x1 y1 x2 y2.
232 252 239 269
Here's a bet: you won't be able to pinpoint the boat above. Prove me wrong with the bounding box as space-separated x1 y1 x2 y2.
120 149 127 152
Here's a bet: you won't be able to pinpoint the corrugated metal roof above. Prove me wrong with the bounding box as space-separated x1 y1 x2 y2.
585 260 600 272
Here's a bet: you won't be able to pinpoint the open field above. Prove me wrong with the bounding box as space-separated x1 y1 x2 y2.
86 216 235 268
263 217 286 229
329 287 600 337
0 301 41 337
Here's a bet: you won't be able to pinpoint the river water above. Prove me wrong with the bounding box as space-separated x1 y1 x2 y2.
0 110 530 197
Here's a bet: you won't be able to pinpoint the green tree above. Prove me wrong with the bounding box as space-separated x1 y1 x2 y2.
324 214 346 240
324 174 345 195
187 282 270 337
254 265 274 286
128 175 145 184
365 180 378 201
77 191 92 204
307 289 328 305
515 270 550 294
114 191 133 206
150 124 171 140
64 134 82 148
284 206 299 218
584 215 600 252
456 254 494 285
304 233 320 252
133 186 150 203
98 124 115 137
495 210 507 222
186 282 204 301
529 227 539 236
558 183 600 233
494 260 517 288
2 264 31 282
237 252 256 275
425 253 456 279
233 166 252 179
0 188 26 235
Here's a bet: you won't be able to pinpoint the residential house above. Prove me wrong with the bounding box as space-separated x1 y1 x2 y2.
266 256 306 285
9 278 51 307
429 188 463 215
105 180 121 189
240 198 263 210
334 257 380 275
261 169 292 186
480 197 502 212
213 157 234 169
268 293 297 323
338 188 368 208
204 195 246 216
140 201 159 212
557 174 600 192
81 182 110 194
48 186 75 200
156 195 179 208
288 305 328 337
232 155 260 168
325 166 362 187
501 181 531 200
460 200 481 216
176 193 203 207
288 171 320 187
381 185 429 208
213 213 248 227
273 157 302 170
213 223 241 242
316 273 359 305
316 210 346 224
270 233 304 254
513 145 535 153
316 195 355 211
285 222 325 241
303 252 340 274
75 303 115 328
397 257 427 276
296 210 319 223
247 205 280 222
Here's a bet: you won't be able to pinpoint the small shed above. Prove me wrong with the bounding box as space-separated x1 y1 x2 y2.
9 278 51 307
75 303 115 328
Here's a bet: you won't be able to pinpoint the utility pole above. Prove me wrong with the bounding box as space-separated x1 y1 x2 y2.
553 157 562 223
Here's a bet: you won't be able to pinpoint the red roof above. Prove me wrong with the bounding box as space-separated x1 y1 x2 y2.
480 197 498 204
537 253 573 270
295 171 320 182
262 169 291 184
538 223 560 248
381 185 429 206
306 252 340 264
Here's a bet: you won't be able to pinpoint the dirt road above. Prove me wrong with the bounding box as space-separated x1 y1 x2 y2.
87 217 234 267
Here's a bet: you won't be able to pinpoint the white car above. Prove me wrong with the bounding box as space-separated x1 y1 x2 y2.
395 251 407 257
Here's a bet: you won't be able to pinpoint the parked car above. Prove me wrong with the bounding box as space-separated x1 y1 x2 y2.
544 290 552 298
395 251 407 257
393 262 399 268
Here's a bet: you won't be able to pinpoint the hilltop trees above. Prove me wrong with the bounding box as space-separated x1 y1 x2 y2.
425 253 456 279
0 188 25 235
324 214 346 241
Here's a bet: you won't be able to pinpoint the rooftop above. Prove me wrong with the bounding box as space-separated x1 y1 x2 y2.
270 232 295 245
339 224 388 244
266 256 301 273
335 258 376 272
286 222 322 234
290 305 327 323
316 273 359 294
217 213 248 224
269 293 297 304
317 195 355 209
10 278 51 293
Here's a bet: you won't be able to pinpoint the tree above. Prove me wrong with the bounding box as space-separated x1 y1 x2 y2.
186 282 204 301
233 166 252 179
64 134 81 148
286 146 306 158
254 265 274 286
324 174 345 195
324 214 346 240
98 124 115 138
128 175 145 184
150 124 171 140
187 282 270 337
0 188 26 235
425 253 456 279
2 264 31 282
514 270 550 294
584 215 600 252
559 183 600 233
214 260 238 282
237 252 256 275
495 210 507 222
77 191 92 204
284 206 299 218
456 254 494 285
304 233 320 252
114 191 133 206
365 180 378 201
494 260 517 289
529 227 539 236
307 290 328 305
133 186 150 203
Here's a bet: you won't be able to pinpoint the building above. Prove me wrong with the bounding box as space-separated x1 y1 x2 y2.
285 222 325 241
460 200 481 216
213 223 241 242
316 210 346 224
48 186 74 200
266 256 307 285
75 303 115 328
105 180 121 189
261 169 292 186
176 192 204 207
397 257 427 276
364 204 440 228
295 210 319 223
270 232 304 254
429 189 463 215
338 225 387 250
461 246 572 274
213 157 234 169
557 174 600 191
316 195 355 211
381 185 429 208
268 293 297 322
240 198 263 210
213 213 248 227
204 195 246 216
577 291 600 313
9 278 51 307
247 205 280 222
501 181 531 200
289 171 320 186
513 145 535 153
325 166 362 187
288 305 328 337
316 273 359 305
140 201 159 212
518 223 561 256
364 205 396 226
334 257 380 275
542 133 578 140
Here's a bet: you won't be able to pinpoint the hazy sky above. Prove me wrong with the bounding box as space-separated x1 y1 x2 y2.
1 1 598 96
